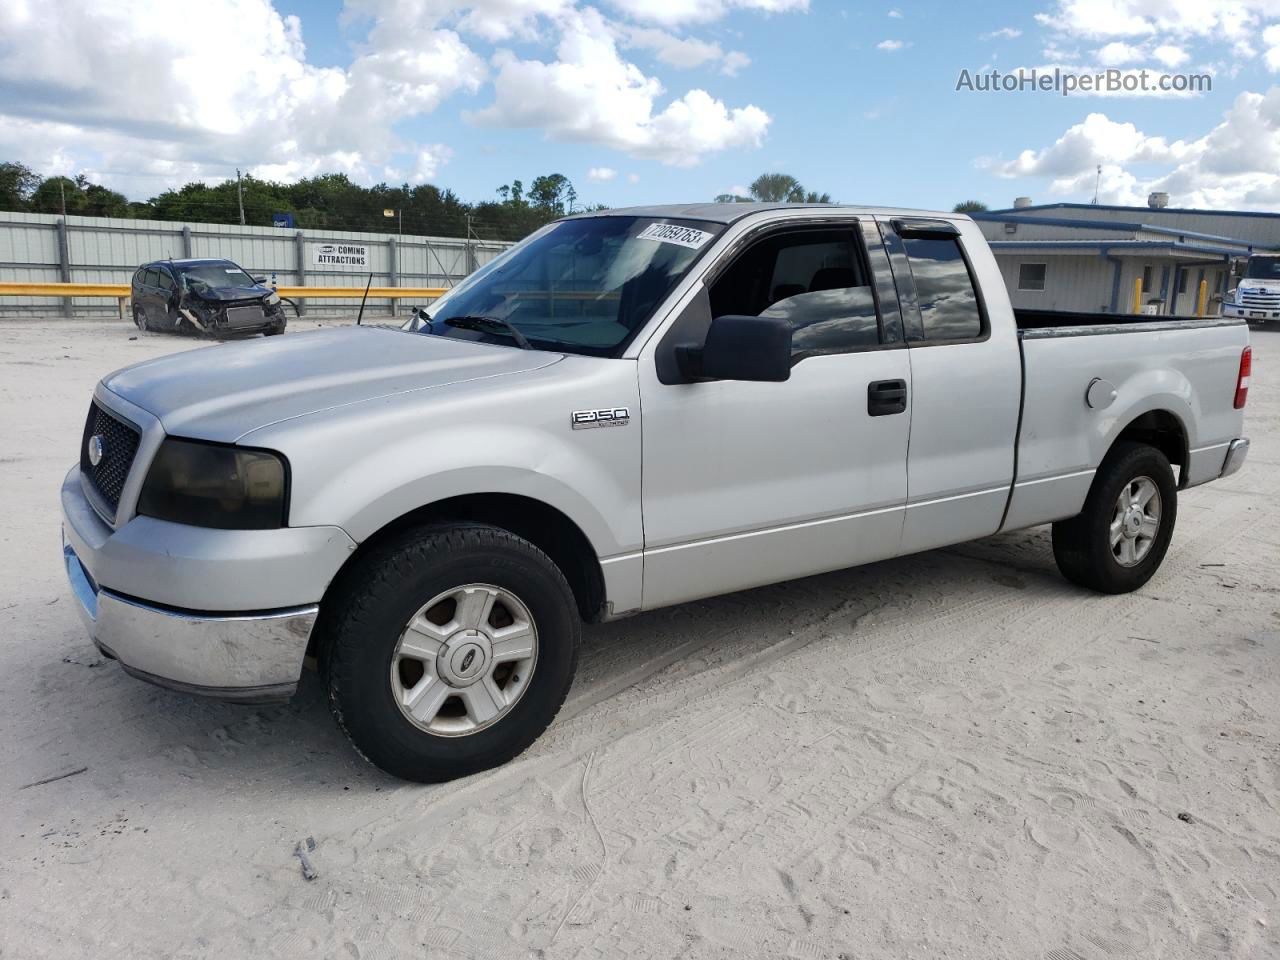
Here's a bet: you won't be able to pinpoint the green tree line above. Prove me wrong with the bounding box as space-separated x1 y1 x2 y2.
0 162 589 241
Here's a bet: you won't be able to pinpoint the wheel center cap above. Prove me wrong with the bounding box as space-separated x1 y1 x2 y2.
1124 509 1143 537
436 630 491 687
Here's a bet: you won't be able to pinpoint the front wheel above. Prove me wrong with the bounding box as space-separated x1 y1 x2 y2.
1052 441 1178 593
323 524 580 782
132 303 149 331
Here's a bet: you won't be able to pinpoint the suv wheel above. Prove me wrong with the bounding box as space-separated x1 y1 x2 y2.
1052 441 1178 594
323 524 580 782
132 303 149 331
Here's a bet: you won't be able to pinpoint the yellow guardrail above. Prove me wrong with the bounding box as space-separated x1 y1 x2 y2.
0 282 446 299
0 282 447 319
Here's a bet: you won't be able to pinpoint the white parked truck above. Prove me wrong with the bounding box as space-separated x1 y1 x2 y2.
62 204 1252 781
1223 254 1280 321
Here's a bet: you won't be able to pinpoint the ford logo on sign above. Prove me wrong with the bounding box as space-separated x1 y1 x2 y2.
87 434 105 467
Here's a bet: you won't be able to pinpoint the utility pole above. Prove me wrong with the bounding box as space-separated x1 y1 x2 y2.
236 168 246 225
59 179 66 217
1092 164 1102 205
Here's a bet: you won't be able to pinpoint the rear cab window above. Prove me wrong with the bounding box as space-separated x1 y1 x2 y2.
883 219 987 344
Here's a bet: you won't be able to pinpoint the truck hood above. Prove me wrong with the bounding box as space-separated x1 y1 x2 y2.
102 326 562 443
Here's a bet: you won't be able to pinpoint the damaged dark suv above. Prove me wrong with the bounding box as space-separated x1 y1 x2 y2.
131 258 289 337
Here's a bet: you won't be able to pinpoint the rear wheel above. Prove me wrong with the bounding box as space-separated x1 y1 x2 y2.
1052 441 1177 593
323 524 580 782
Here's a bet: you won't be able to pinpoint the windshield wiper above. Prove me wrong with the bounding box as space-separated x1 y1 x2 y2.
443 315 533 350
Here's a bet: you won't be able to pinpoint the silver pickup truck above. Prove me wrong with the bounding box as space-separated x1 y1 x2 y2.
61 203 1252 781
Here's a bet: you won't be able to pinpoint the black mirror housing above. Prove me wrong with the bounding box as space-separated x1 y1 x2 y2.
697 314 793 382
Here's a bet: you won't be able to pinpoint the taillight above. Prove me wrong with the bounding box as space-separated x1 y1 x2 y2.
1234 346 1251 409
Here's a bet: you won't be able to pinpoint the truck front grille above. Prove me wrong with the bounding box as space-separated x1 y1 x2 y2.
80 401 141 514
225 304 267 328
1239 289 1280 307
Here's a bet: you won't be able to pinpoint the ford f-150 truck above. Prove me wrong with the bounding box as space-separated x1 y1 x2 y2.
61 204 1252 782
1222 253 1280 322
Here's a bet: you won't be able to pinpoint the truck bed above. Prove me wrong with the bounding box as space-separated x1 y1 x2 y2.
1001 308 1250 532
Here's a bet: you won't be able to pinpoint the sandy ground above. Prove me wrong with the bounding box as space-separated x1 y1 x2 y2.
1 318 1277 960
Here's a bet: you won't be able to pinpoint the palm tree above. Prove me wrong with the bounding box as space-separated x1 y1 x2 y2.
749 173 804 202
953 200 988 213
714 173 833 204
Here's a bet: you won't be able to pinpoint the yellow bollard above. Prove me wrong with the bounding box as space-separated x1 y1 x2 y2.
1197 279 1208 316
1133 276 1144 314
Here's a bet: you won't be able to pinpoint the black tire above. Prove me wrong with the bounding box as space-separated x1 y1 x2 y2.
1052 441 1178 594
264 321 286 336
323 523 580 782
132 303 149 331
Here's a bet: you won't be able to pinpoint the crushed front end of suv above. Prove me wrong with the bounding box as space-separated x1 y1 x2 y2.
131 258 290 338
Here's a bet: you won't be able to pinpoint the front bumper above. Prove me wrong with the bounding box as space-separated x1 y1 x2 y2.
61 464 355 702
1223 303 1280 320
64 540 316 702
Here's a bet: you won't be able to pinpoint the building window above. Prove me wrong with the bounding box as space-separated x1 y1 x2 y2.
1017 262 1047 291
1142 264 1153 293
1177 269 1188 294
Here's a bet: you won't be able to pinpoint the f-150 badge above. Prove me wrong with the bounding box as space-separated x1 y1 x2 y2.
571 407 630 429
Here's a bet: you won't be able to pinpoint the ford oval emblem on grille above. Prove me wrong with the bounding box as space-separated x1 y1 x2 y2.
87 434 105 467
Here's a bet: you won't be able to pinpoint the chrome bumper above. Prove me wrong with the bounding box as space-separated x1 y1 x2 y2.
1220 438 1250 479
64 540 316 703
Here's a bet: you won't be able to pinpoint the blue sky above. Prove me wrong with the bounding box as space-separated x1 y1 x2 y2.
4 0 1280 212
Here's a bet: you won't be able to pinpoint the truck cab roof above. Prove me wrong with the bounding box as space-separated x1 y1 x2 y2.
564 202 964 225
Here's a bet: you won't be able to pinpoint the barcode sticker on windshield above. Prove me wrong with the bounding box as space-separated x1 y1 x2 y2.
636 223 713 249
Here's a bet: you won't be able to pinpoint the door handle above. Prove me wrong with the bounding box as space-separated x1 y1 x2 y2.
867 379 907 416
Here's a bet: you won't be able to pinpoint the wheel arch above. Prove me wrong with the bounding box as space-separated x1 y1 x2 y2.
1107 408 1189 487
312 493 608 663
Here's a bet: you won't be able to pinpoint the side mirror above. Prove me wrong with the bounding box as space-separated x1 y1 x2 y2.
253 276 269 285
678 314 792 382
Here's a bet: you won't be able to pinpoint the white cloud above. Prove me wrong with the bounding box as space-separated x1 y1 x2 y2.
1035 0 1262 41
1096 40 1143 65
1265 24 1280 70
469 8 769 165
627 172 640 182
721 50 751 75
989 89 1280 208
876 39 906 51
605 0 808 27
983 26 1022 39
586 166 618 181
1152 43 1189 67
888 8 902 17
624 26 750 74
0 0 486 194
0 0 805 195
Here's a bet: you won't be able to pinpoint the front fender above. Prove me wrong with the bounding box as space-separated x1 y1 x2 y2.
243 355 644 562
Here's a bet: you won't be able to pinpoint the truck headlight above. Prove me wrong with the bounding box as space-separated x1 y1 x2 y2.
137 438 288 530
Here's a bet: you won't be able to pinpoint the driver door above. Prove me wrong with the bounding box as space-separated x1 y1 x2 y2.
638 220 912 609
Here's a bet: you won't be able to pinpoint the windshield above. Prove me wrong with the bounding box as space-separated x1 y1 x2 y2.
420 216 722 356
177 261 258 290
1243 257 1280 280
